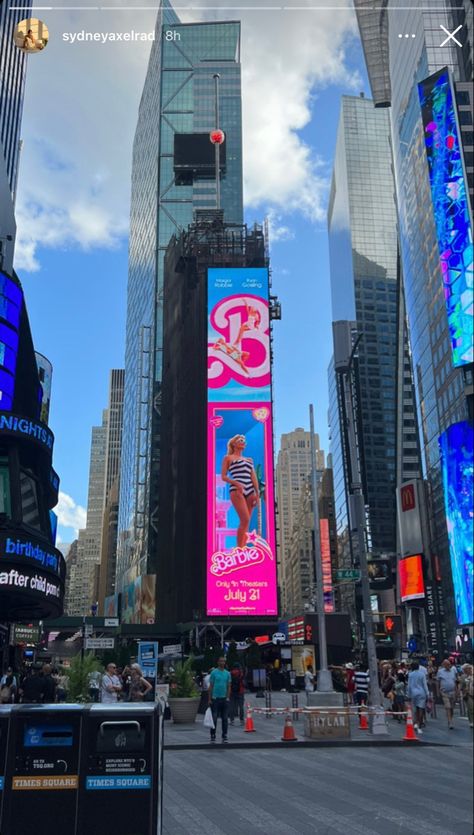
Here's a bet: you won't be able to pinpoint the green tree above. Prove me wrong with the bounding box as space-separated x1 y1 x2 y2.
169 658 199 698
67 653 102 703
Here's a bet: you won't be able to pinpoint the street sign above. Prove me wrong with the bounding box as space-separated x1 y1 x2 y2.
84 624 93 636
85 637 115 650
334 569 361 581
162 644 181 655
12 624 40 644
104 617 119 627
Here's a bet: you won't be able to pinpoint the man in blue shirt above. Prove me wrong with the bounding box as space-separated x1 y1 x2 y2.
208 657 231 743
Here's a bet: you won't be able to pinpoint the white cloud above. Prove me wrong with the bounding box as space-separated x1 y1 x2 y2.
56 491 87 536
14 1 360 271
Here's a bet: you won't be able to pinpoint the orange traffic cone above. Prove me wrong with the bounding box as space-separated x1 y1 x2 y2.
281 712 298 742
244 705 256 733
403 705 420 742
358 709 369 730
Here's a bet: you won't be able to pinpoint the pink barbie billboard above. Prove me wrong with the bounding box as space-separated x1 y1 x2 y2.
207 267 277 616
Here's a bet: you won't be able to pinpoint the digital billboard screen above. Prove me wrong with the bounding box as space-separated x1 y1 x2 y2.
418 68 473 367
399 555 425 603
439 421 473 626
320 519 334 613
207 267 277 616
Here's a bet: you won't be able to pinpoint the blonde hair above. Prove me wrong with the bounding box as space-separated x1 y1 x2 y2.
227 435 245 455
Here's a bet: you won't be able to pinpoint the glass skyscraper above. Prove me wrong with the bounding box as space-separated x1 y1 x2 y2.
117 0 243 594
328 95 400 567
356 0 473 639
0 1 31 276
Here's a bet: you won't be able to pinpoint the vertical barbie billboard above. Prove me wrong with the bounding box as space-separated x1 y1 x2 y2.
207 267 278 616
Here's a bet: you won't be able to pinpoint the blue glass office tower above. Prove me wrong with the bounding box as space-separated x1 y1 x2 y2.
356 0 473 639
328 95 399 552
117 1 243 595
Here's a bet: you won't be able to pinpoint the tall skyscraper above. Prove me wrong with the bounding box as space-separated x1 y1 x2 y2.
328 95 399 559
0 1 31 274
98 369 124 611
0 1 30 194
275 428 324 615
117 1 244 599
284 463 337 618
356 0 473 643
65 412 108 615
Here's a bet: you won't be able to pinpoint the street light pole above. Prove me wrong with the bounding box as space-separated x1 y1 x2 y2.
333 322 387 733
213 73 221 210
309 404 333 692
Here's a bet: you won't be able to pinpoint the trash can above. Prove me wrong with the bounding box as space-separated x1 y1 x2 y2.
0 705 13 830
78 702 163 835
2 703 83 835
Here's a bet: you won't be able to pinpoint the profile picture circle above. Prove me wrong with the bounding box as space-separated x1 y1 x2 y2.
14 18 49 53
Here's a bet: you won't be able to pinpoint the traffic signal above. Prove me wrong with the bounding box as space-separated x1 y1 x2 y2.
305 624 313 641
384 615 402 635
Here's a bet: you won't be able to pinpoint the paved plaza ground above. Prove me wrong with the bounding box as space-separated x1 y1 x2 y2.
163 745 473 835
162 691 473 834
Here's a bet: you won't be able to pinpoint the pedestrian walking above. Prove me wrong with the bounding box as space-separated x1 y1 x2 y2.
229 663 245 724
437 658 458 729
407 662 429 733
208 656 231 743
354 665 369 706
41 664 57 704
345 663 355 704
392 673 406 722
0 667 17 703
128 664 153 701
56 670 69 702
20 666 44 704
101 663 123 704
304 665 315 704
460 664 474 728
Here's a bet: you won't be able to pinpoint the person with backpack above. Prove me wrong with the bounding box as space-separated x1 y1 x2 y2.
0 667 17 703
229 663 245 724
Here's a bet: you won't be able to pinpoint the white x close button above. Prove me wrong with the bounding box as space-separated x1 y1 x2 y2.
440 24 463 48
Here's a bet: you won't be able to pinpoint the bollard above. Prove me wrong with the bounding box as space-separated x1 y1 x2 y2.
265 690 272 718
292 693 299 721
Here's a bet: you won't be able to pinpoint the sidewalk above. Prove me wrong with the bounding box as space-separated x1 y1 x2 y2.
163 690 474 750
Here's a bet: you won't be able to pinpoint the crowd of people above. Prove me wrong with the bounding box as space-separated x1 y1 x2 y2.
0 661 156 705
330 656 473 732
0 664 67 704
2 654 472 737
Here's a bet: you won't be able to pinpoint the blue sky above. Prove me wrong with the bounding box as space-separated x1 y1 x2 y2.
16 2 369 544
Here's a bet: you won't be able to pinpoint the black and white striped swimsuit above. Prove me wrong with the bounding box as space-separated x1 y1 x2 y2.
228 458 255 497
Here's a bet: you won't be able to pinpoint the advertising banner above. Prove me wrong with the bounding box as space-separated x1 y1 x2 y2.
399 555 425 603
138 641 158 678
320 518 334 612
291 645 315 676
206 267 277 617
396 479 425 557
121 574 156 624
439 421 473 625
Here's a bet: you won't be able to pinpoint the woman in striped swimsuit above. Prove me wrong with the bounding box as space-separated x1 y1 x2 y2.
221 434 260 547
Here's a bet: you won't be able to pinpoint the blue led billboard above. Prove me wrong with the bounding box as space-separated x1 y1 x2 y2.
418 68 473 368
0 272 23 410
439 422 473 626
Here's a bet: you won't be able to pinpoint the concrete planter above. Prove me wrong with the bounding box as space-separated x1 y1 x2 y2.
168 696 201 724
